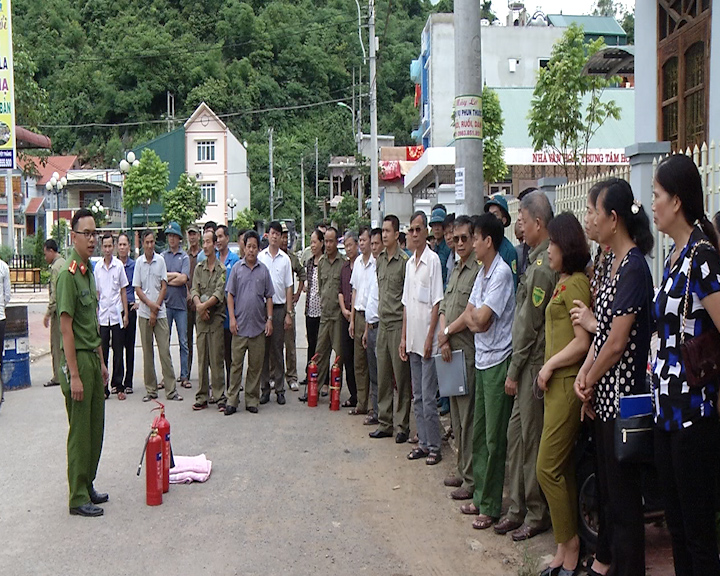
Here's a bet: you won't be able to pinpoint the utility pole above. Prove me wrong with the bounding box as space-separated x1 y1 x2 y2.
300 157 306 251
454 0 484 215
368 0 380 227
268 127 275 221
166 92 175 133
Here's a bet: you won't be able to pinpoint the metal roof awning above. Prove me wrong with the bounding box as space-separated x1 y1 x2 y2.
582 45 635 79
403 147 456 197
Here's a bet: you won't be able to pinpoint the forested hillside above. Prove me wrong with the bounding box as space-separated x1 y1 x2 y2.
13 0 450 222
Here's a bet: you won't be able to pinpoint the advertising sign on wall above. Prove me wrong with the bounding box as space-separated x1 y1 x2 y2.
0 0 15 170
454 95 482 140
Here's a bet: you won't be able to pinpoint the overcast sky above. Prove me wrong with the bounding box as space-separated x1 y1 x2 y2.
490 0 633 23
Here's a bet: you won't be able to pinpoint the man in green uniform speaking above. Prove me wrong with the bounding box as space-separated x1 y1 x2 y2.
57 208 110 517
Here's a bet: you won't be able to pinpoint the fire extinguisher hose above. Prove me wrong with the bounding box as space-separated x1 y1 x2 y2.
136 429 153 476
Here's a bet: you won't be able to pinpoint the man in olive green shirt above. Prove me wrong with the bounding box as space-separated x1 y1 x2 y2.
281 225 306 391
495 191 558 541
43 239 66 387
191 229 227 410
437 215 480 499
57 209 109 517
315 227 346 396
369 215 411 443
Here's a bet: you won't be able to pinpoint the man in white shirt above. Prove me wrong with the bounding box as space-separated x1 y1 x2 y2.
94 233 129 399
349 226 375 415
257 221 293 405
361 228 382 424
133 229 181 402
401 211 445 464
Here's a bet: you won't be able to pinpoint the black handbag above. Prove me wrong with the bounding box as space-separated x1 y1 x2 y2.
614 412 654 464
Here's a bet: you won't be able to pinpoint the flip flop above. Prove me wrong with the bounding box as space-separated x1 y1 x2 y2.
460 503 479 515
472 514 497 530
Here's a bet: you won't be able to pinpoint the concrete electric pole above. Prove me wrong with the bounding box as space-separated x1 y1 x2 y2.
368 0 380 227
454 0 484 215
268 127 275 221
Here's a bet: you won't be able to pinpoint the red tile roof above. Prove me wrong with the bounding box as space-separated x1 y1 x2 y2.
25 197 45 215
17 155 80 185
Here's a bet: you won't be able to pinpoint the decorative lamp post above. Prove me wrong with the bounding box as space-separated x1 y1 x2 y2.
119 151 140 251
46 172 67 250
90 199 106 228
226 194 237 238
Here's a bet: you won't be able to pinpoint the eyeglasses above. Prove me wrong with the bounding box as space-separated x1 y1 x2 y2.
407 226 424 235
453 234 470 244
75 230 98 239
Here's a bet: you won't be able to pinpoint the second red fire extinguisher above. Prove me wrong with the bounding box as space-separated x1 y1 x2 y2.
329 357 341 411
152 401 171 494
145 429 163 506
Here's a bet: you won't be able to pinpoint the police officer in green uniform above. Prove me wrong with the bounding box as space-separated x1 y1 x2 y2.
437 215 480 499
494 191 558 540
315 227 346 396
43 239 66 387
369 215 412 443
57 208 109 517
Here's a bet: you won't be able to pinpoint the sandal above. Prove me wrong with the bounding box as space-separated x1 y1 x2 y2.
408 434 419 444
341 399 356 408
117 391 126 401
181 380 192 389
110 387 117 395
472 514 498 530
363 414 379 425
166 392 183 401
142 395 158 402
460 503 479 515
426 451 442 465
407 447 429 460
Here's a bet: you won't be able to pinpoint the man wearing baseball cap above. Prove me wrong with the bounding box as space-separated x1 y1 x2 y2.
484 195 518 290
429 206 451 288
162 221 191 389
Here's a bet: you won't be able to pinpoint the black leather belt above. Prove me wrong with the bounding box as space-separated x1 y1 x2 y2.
369 322 378 329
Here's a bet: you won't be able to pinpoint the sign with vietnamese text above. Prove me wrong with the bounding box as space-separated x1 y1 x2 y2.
0 0 15 170
504 148 630 167
454 95 482 140
455 167 465 201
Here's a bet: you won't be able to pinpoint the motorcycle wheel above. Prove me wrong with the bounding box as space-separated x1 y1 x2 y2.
577 454 599 552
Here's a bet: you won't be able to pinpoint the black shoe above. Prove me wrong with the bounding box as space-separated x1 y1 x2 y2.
277 393 286 405
298 394 308 402
224 405 237 416
69 503 104 517
259 392 270 405
246 406 258 414
395 432 409 444
125 387 133 395
89 489 108 504
369 429 393 439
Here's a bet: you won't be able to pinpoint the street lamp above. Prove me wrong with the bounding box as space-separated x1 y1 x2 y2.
119 151 139 250
90 199 106 227
46 172 67 250
226 194 237 238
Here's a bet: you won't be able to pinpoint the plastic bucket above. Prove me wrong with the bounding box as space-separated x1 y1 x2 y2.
3 305 31 390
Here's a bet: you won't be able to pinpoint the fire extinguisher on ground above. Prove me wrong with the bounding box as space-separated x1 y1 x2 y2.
330 357 341 411
137 427 163 506
307 354 319 407
152 401 171 494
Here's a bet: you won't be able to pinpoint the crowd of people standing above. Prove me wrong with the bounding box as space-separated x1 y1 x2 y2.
51 153 720 576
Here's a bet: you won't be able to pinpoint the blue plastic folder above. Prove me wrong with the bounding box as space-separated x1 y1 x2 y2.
619 394 653 418
433 350 468 396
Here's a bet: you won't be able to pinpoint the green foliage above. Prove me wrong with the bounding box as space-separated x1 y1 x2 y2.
480 1 497 22
0 245 12 264
528 24 621 180
22 234 35 257
13 38 49 129
51 219 69 252
332 193 368 233
621 10 635 45
482 87 507 185
162 173 206 232
592 0 621 17
122 149 169 223
234 207 260 232
34 228 47 268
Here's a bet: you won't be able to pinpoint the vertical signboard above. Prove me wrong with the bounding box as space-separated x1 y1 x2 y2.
453 95 482 140
0 0 15 170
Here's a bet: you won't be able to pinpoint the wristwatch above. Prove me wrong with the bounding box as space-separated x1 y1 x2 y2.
443 326 450 337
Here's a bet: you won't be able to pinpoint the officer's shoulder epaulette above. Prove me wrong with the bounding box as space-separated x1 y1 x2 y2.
68 260 78 275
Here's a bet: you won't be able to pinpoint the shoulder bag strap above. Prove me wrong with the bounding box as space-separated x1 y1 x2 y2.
679 240 711 345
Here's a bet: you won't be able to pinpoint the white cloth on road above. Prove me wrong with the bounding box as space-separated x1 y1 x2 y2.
169 454 212 484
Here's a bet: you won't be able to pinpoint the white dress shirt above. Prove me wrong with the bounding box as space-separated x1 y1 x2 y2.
0 259 10 321
258 247 293 305
365 273 379 325
94 256 129 326
133 252 168 319
402 246 444 355
350 253 376 312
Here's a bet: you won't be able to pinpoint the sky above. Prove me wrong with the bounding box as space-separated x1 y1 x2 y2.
490 0 633 23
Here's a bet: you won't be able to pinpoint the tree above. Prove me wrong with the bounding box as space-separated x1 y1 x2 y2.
480 1 497 22
161 173 206 232
528 24 621 180
34 228 46 268
621 9 635 45
51 219 69 254
233 207 260 232
332 193 368 233
593 0 620 17
122 149 169 226
481 86 507 186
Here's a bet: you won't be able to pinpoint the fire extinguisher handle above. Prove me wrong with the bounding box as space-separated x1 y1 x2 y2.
136 429 153 476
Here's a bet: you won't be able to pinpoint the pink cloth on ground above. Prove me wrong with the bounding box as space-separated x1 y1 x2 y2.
169 454 212 484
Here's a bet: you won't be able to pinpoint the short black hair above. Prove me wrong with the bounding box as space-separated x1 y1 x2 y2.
268 221 283 234
547 212 591 275
410 210 428 227
358 225 370 238
142 229 155 241
243 229 260 247
399 232 407 244
383 214 400 232
472 213 503 251
370 227 382 239
325 226 338 240
443 213 455 229
454 215 472 231
237 228 248 241
216 224 229 237
101 232 114 244
44 239 59 252
204 221 217 231
203 228 217 243
72 208 94 230
518 187 537 201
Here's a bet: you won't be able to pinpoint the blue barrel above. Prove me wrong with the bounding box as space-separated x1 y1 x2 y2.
3 305 31 390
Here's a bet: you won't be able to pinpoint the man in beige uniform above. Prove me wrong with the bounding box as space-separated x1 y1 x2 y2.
369 215 411 443
281 223 306 391
315 227 346 396
43 239 66 387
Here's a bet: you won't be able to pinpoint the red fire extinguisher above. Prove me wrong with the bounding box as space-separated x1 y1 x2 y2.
330 357 341 411
307 354 319 408
137 428 163 506
152 401 170 494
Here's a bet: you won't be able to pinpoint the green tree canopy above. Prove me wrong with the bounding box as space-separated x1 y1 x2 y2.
528 24 621 180
122 149 169 220
162 173 206 232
